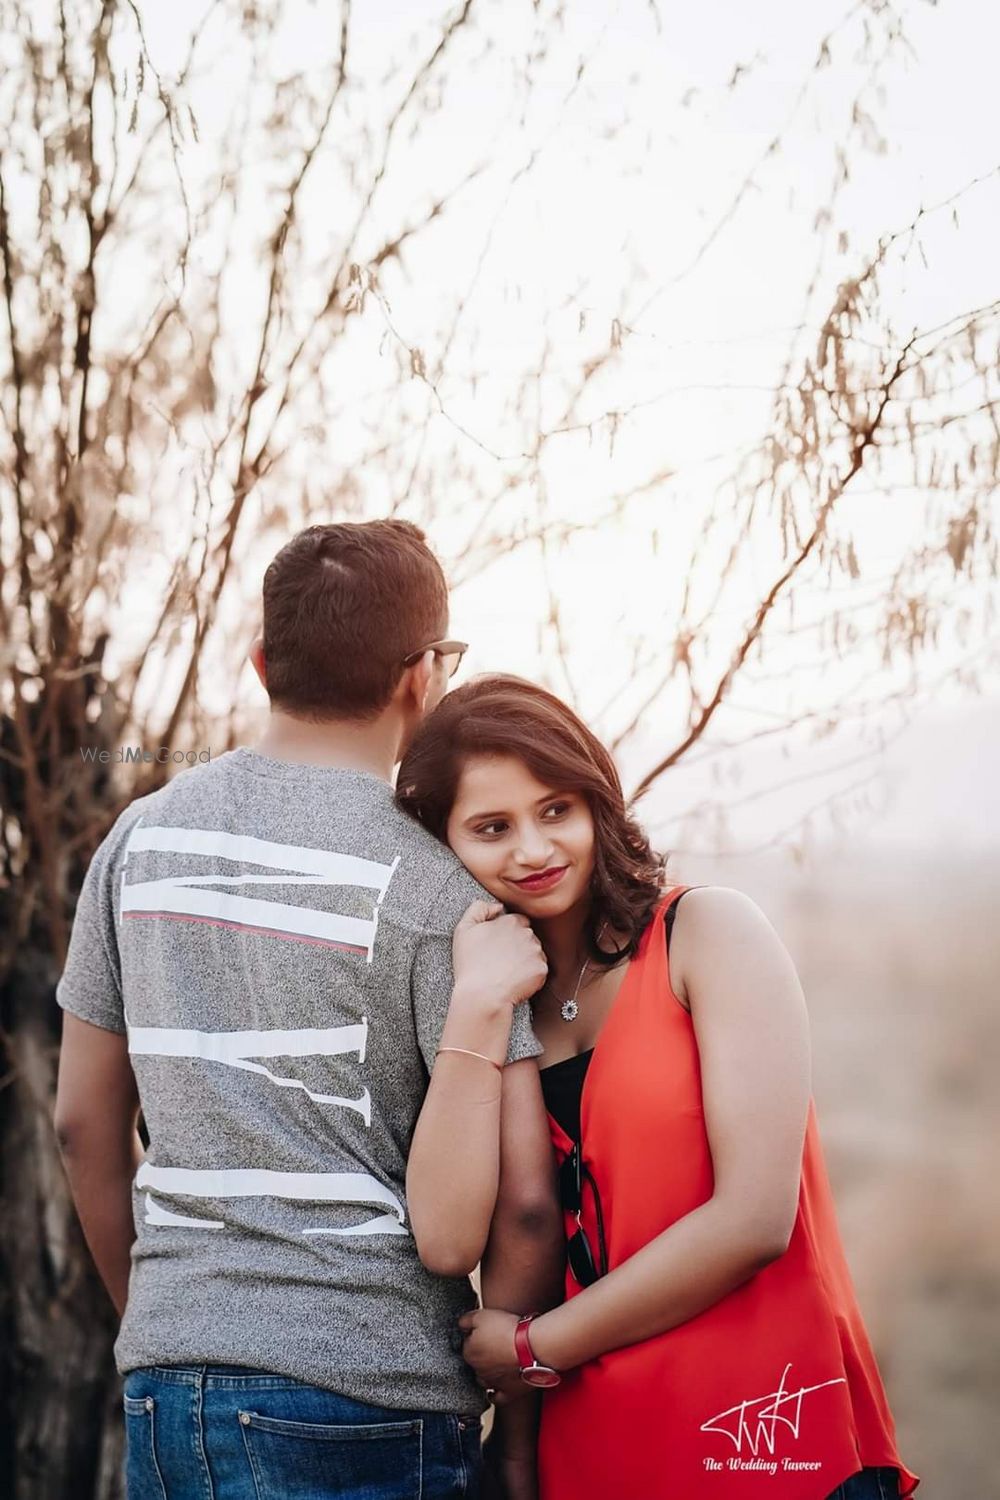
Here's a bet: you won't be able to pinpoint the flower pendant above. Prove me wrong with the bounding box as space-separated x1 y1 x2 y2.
560 998 579 1022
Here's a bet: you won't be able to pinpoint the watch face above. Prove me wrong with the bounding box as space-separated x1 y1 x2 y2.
522 1364 562 1389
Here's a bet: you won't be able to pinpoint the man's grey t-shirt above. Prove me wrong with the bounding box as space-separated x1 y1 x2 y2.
56 747 541 1414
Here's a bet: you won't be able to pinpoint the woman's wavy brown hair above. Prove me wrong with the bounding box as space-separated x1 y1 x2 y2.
396 675 666 963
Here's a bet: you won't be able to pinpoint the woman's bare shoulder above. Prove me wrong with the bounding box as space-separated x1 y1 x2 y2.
669 886 786 1006
675 884 772 923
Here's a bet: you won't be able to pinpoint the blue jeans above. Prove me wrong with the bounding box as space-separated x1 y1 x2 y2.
825 1469 900 1500
122 1366 483 1500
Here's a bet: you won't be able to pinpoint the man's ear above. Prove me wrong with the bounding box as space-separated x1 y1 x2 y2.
248 636 267 690
404 650 436 715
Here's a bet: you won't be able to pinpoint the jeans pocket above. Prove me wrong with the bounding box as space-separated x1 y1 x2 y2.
239 1410 424 1500
123 1394 167 1500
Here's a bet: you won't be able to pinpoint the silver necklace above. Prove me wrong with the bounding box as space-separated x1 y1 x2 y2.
551 925 607 1023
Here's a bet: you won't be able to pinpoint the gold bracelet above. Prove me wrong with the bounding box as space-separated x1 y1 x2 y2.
435 1046 503 1074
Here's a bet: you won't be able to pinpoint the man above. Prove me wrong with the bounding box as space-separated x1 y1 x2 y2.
55 520 561 1499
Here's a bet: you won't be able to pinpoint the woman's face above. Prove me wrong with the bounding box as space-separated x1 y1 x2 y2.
446 753 596 917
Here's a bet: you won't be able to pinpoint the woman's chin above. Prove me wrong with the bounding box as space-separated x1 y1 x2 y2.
503 885 581 919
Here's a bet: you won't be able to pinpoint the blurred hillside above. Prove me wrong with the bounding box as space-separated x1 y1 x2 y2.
672 843 1000 1500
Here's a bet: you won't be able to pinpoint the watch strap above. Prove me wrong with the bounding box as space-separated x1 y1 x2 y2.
514 1313 538 1374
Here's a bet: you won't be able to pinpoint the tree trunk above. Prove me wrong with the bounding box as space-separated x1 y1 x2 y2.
1 954 123 1500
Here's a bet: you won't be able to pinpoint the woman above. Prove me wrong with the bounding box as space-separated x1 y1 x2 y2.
397 675 916 1500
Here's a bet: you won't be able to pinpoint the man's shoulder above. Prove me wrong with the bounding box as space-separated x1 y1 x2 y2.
91 756 231 871
98 786 167 857
385 804 482 886
381 805 490 923
106 749 279 841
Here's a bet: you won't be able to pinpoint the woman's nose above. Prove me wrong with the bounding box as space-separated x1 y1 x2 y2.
514 825 555 866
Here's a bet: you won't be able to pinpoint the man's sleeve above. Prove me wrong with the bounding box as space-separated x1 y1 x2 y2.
410 867 543 1073
56 822 128 1035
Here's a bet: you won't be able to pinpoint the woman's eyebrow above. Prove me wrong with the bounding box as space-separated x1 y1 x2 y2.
461 791 569 825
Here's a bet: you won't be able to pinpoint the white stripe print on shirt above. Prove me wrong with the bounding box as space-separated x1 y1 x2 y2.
128 1021 372 1123
120 822 399 960
122 822 407 1236
130 1018 401 1234
136 1167 409 1237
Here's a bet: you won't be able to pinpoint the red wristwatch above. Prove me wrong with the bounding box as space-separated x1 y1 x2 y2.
514 1314 562 1388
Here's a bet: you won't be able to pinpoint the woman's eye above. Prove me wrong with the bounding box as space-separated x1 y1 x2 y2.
543 801 570 819
475 821 508 838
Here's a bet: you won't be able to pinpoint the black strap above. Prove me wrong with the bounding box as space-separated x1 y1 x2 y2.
664 889 687 952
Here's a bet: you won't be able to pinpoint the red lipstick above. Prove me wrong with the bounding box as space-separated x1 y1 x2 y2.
509 865 568 893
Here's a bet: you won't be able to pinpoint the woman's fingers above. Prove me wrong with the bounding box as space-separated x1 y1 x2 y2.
456 900 505 928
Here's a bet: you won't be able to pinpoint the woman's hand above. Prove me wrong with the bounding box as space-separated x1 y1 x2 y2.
458 1307 523 1402
452 902 548 1014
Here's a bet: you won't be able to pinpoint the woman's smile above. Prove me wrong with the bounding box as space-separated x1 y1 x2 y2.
507 865 569 894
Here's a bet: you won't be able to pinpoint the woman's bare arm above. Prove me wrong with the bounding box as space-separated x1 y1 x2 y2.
406 903 548 1277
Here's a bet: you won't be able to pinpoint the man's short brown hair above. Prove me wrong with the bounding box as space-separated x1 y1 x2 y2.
261 520 448 721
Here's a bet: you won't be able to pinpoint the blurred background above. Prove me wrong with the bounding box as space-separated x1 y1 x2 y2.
1 0 998 1494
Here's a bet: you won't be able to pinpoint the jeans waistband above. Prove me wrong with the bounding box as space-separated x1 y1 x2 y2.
131 1366 480 1424
143 1365 339 1390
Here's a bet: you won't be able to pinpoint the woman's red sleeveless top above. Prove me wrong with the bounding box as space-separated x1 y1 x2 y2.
537 888 917 1500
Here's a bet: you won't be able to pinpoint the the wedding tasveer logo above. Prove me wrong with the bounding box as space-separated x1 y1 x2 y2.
700 1363 846 1476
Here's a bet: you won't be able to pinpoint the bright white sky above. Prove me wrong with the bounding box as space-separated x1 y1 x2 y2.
102 0 1000 856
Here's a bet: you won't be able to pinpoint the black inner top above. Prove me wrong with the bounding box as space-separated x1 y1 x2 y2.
539 893 687 1143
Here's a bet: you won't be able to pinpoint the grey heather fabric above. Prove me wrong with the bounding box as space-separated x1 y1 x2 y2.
56 747 541 1414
